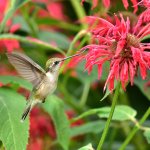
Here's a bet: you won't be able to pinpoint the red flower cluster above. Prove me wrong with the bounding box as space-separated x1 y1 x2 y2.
78 14 150 91
28 107 56 150
0 0 20 53
29 108 56 139
28 108 85 150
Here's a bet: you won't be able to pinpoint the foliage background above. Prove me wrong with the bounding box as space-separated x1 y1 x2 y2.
0 0 150 150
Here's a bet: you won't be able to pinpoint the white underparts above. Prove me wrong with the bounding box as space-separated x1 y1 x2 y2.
46 72 55 83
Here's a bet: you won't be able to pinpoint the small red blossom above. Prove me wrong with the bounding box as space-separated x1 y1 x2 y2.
47 2 67 20
144 80 150 88
17 88 30 99
81 0 138 12
0 0 9 22
78 15 150 91
0 65 16 75
9 24 20 33
0 39 20 53
67 110 84 127
28 138 43 150
66 110 85 140
0 82 3 87
135 0 150 31
102 0 110 8
32 0 67 21
122 0 138 13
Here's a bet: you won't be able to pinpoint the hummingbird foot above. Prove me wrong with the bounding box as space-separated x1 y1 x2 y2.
42 98 46 103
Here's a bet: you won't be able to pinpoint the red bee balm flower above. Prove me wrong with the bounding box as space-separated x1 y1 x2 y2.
80 15 150 91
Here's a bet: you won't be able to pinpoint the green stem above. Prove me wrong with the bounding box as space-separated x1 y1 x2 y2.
60 30 88 72
36 18 81 32
107 128 118 150
119 107 150 150
70 0 87 29
97 82 121 150
70 108 101 123
0 34 64 54
118 89 145 149
80 81 91 107
67 30 87 56
78 34 90 49
59 83 84 113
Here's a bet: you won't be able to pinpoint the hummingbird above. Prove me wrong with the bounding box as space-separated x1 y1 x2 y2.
7 51 85 122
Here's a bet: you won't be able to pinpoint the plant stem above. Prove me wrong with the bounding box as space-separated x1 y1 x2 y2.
97 82 121 150
60 30 88 72
80 81 91 106
119 107 150 150
59 82 84 113
36 18 81 32
70 0 87 29
70 108 101 123
0 34 65 54
107 128 118 150
67 30 87 56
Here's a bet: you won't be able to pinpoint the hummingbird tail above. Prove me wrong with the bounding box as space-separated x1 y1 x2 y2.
20 104 32 122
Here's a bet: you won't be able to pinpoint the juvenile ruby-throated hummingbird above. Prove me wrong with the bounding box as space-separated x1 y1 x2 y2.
7 51 84 122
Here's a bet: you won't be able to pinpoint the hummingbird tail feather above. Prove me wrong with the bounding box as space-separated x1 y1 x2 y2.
21 104 31 122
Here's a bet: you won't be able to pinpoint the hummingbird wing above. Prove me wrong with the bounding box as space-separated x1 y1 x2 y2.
7 52 46 88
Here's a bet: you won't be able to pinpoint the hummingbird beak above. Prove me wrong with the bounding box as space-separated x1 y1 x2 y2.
59 49 87 62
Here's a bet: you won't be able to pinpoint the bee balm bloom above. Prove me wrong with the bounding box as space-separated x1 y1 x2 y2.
79 15 150 91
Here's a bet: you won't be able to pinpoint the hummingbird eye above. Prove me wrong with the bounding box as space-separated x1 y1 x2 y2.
54 61 59 65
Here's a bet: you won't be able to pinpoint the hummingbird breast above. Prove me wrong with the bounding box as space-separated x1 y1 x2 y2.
35 72 58 100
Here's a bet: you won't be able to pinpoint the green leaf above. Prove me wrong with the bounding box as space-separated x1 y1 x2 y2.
100 88 110 101
70 120 105 137
134 76 150 100
38 31 70 50
76 62 97 83
144 130 150 144
0 0 30 32
141 34 150 41
43 95 70 150
78 143 94 150
100 81 117 101
0 75 32 91
98 105 137 121
12 15 31 33
0 88 29 150
76 61 109 84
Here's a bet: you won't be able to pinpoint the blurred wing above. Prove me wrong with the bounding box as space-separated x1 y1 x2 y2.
7 52 46 88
